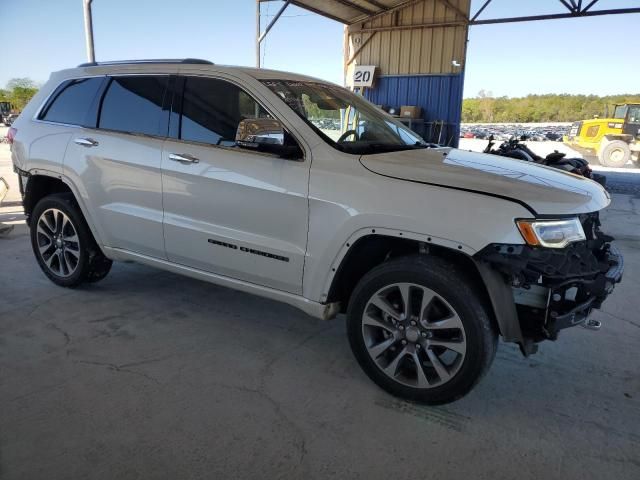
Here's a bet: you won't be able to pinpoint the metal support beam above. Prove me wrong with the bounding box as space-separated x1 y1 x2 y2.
258 0 290 43
256 0 290 67
582 0 600 13
470 7 640 25
357 20 466 33
364 0 387 10
346 31 377 65
356 0 423 25
256 0 261 67
82 0 95 63
470 0 492 22
558 0 576 13
331 0 376 16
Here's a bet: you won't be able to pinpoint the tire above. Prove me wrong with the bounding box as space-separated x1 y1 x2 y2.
347 255 498 405
30 193 112 287
598 140 631 168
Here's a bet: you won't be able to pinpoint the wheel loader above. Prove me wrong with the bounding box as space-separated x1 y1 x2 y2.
564 104 640 168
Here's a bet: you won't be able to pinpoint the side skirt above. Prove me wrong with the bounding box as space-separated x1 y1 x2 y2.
103 247 341 321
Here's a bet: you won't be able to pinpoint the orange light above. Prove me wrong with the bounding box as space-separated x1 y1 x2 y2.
516 220 540 246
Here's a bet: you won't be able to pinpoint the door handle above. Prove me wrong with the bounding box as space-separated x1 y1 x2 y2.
74 137 99 147
169 153 199 164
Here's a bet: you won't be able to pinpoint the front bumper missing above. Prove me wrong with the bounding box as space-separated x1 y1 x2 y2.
545 244 623 335
475 214 624 347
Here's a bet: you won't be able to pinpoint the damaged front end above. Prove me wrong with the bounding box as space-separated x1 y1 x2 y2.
475 212 623 354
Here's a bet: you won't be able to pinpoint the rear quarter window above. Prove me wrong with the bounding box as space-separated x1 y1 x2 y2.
98 76 169 137
39 77 104 126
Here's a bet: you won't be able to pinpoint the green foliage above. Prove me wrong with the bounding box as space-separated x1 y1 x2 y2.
462 92 640 123
302 94 339 120
2 78 39 111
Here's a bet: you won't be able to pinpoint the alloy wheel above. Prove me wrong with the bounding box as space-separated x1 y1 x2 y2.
362 283 467 388
35 208 81 278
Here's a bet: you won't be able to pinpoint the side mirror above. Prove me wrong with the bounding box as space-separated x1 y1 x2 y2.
236 118 302 159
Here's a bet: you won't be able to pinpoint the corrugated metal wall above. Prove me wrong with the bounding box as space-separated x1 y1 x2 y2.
345 0 470 145
363 74 464 145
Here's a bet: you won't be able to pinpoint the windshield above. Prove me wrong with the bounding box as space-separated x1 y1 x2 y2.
613 105 628 119
261 80 427 154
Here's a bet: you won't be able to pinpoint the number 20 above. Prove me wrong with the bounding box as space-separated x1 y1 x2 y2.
354 71 371 83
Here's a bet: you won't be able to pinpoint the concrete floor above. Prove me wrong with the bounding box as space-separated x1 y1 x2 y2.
1 141 639 479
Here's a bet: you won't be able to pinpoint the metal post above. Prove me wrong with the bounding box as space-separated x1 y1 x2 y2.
258 1 291 43
83 0 95 63
256 0 290 68
256 0 261 68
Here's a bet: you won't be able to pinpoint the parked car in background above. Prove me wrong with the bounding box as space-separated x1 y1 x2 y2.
460 124 570 143
8 59 623 404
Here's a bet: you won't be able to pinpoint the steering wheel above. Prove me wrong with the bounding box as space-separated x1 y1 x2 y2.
337 129 359 143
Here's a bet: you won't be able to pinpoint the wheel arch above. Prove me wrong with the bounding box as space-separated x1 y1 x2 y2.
23 170 107 249
324 232 521 345
601 134 634 145
23 172 73 221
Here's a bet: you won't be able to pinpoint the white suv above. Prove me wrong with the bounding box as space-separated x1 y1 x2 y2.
9 59 623 404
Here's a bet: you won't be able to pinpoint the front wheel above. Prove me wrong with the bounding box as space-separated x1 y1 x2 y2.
598 139 631 168
347 255 497 404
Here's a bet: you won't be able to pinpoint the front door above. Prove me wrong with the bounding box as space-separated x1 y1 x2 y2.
161 76 309 294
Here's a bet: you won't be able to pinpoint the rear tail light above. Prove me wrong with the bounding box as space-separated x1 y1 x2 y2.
6 127 17 145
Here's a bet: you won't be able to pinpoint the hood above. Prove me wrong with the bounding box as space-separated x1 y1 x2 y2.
359 147 610 216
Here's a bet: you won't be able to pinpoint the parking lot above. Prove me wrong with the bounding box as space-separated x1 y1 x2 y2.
1 133 639 479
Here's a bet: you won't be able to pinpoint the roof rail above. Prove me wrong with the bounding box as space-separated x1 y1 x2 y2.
77 58 214 67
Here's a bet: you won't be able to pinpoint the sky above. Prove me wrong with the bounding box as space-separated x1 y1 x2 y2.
0 0 638 98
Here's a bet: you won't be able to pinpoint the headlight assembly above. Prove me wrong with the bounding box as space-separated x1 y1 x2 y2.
516 218 586 248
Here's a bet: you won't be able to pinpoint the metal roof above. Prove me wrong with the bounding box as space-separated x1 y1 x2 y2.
259 0 640 26
260 0 418 25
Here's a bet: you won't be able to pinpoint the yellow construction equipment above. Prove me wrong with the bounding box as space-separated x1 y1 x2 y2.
564 104 640 168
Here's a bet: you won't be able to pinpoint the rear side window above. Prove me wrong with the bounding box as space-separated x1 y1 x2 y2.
39 77 103 125
180 77 270 146
99 76 168 136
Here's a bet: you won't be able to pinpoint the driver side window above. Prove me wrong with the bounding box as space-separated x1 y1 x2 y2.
180 77 270 146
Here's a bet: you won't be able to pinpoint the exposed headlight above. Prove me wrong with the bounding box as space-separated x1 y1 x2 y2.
516 218 585 248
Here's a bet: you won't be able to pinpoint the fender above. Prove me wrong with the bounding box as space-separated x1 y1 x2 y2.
320 228 526 351
319 226 476 303
25 168 110 252
472 259 524 347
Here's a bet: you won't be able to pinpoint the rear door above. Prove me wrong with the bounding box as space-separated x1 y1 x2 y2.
63 75 171 258
161 75 310 294
33 77 106 175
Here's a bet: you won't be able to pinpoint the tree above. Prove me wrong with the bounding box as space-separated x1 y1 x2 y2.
6 78 37 90
462 92 640 123
477 89 495 122
4 78 39 110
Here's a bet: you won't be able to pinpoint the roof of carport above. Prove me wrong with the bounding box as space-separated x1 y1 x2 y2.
260 0 417 25
260 0 640 26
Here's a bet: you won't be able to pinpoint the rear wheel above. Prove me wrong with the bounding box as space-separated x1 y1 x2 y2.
347 255 497 405
30 194 112 287
598 139 631 168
